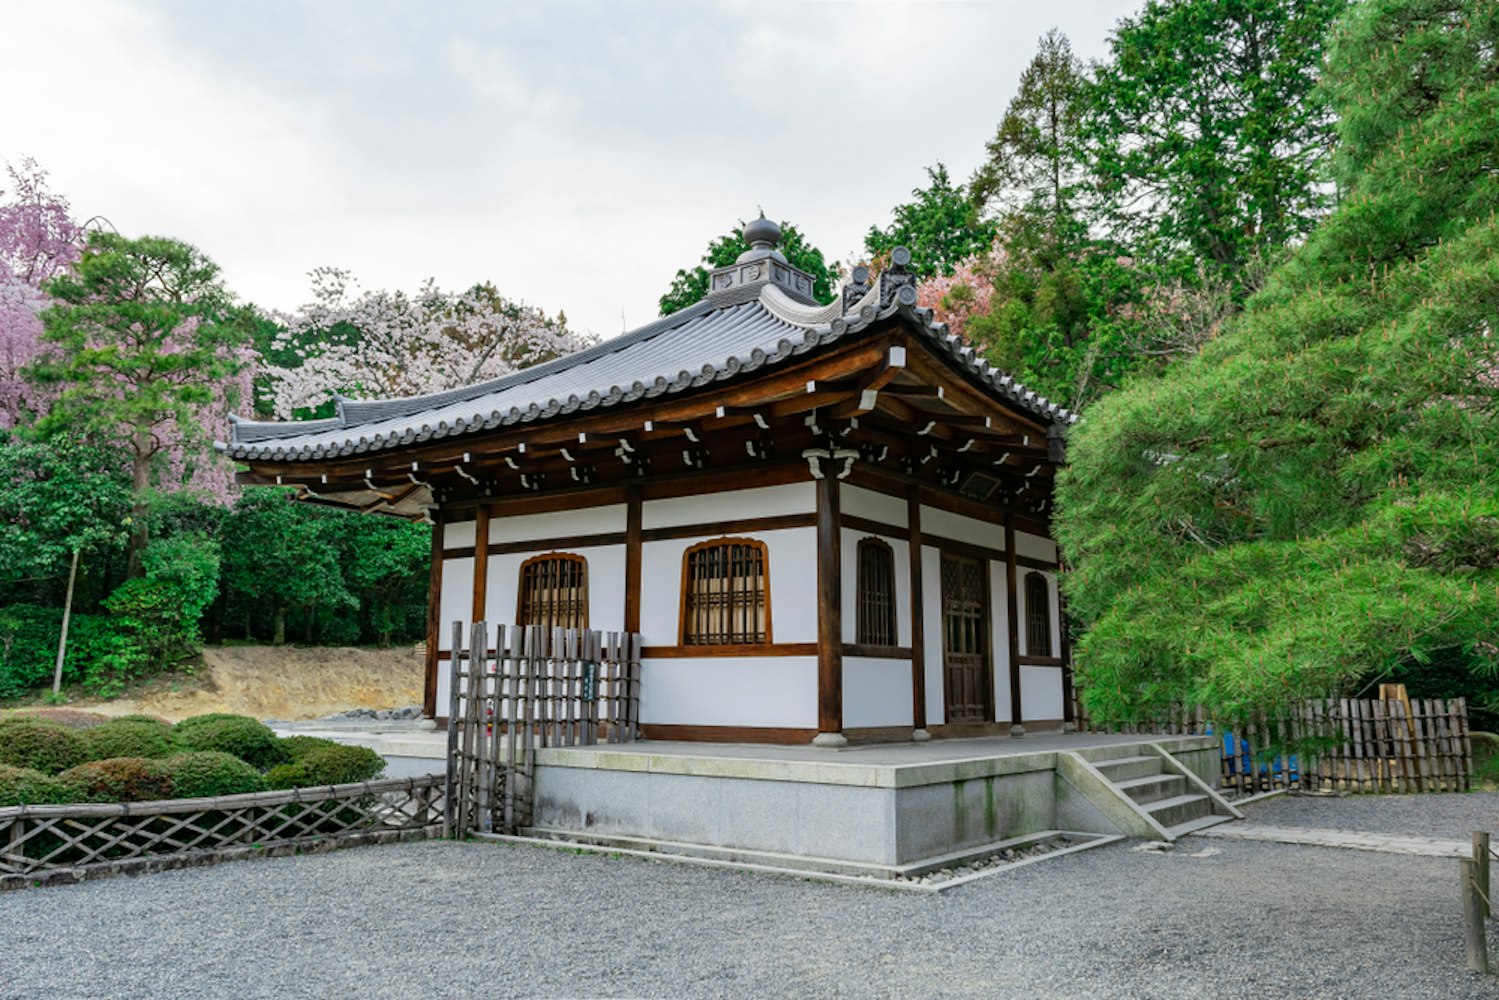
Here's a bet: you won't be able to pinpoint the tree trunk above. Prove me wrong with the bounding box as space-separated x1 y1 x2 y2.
52 548 81 695
126 437 152 579
274 602 287 646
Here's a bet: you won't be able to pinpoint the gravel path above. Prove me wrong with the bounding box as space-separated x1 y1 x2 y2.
3 805 1494 1000
1243 790 1499 840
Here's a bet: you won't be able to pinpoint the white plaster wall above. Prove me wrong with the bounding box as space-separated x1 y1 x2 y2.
443 519 476 548
479 544 627 631
436 557 475 651
488 503 626 544
638 527 817 647
990 560 1013 724
639 657 818 728
641 482 815 530
842 657 914 728
920 506 1004 550
841 485 908 528
921 545 944 728
1020 665 1065 720
839 528 912 646
1016 530 1058 564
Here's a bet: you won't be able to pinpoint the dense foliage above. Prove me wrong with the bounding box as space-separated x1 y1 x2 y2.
0 763 71 807
864 165 996 280
264 743 385 789
173 714 289 770
57 757 175 802
82 718 176 760
162 750 266 798
1054 0 1499 725
0 717 88 773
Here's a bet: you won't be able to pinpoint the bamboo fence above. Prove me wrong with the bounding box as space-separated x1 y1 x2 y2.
1074 696 1472 794
445 622 643 838
0 774 445 888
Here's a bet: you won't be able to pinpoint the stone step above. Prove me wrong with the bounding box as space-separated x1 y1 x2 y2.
1114 773 1187 805
1091 755 1163 782
1144 792 1213 829
1166 813 1234 839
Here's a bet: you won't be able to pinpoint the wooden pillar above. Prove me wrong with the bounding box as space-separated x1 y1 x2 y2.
907 488 928 738
470 506 490 624
624 484 643 633
1059 587 1077 729
815 472 844 743
422 508 446 719
1004 514 1024 734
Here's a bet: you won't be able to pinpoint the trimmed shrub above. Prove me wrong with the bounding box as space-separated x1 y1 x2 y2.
162 751 265 798
57 757 173 803
278 735 339 762
0 604 129 699
3 709 110 730
264 744 385 789
83 719 177 762
0 764 73 807
112 713 172 726
0 720 88 774
173 715 289 770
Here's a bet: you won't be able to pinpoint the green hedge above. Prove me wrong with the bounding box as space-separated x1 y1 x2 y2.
0 763 73 806
277 735 340 762
57 757 174 803
162 751 265 798
173 715 289 770
265 744 385 789
83 719 177 760
0 719 89 774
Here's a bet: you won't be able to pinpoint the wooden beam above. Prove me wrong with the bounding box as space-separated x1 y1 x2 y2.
1004 515 1023 731
907 487 927 734
470 506 490 623
816 473 844 737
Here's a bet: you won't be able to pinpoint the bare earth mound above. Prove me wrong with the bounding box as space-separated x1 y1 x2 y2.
75 645 424 722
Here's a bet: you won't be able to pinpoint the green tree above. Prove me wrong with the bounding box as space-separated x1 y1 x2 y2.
336 514 430 646
659 220 837 316
1054 0 1499 728
26 233 252 576
1086 0 1348 276
865 165 996 279
0 435 130 594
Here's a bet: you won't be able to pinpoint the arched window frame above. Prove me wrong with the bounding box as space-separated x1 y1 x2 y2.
855 537 898 648
679 537 772 646
516 552 589 631
1024 570 1053 658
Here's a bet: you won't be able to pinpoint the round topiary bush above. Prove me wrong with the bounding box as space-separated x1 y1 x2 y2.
0 720 88 774
83 719 177 762
111 713 173 727
264 744 386 789
278 735 340 762
57 757 174 803
0 763 73 806
162 751 266 798
173 715 289 770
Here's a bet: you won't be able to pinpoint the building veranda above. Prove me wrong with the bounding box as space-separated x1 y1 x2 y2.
222 219 1079 748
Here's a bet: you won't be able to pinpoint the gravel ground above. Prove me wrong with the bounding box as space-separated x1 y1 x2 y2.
1244 790 1499 840
3 801 1496 1000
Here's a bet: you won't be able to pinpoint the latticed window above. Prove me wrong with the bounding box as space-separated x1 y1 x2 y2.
681 539 770 645
517 554 589 631
1025 571 1052 657
855 538 898 647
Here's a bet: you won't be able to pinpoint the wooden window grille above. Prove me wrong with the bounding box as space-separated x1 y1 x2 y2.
517 554 589 631
855 538 898 647
681 539 770 645
1025 571 1052 657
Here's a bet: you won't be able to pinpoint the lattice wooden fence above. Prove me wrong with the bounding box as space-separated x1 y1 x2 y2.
1074 695 1473 793
0 775 445 888
444 622 642 838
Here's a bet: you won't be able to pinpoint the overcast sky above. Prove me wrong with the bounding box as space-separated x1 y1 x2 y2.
2 0 1139 338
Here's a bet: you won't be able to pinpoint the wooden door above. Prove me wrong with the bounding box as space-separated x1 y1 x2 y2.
941 553 992 724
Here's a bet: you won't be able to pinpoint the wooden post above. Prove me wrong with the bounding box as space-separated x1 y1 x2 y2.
1476 831 1492 921
1003 515 1023 733
423 510 446 719
906 489 927 737
470 507 490 624
1462 858 1490 973
624 484 643 634
815 471 844 743
443 620 463 839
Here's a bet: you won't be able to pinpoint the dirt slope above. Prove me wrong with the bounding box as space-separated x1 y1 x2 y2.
75 645 425 722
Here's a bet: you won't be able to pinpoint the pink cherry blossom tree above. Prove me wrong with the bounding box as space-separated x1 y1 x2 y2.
0 158 82 427
916 242 1001 340
264 268 590 418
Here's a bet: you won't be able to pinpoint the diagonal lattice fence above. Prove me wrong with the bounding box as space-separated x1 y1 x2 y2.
0 775 445 888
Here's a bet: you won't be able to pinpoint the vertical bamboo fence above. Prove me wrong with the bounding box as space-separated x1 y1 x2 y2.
444 622 642 838
1073 695 1473 794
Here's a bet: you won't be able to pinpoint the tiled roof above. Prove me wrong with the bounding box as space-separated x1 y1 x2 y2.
221 264 1075 465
